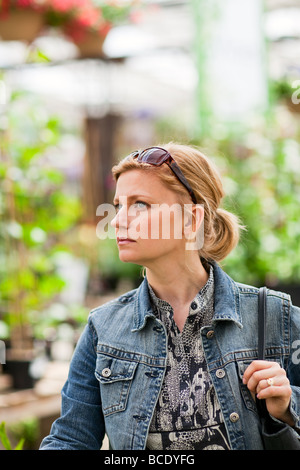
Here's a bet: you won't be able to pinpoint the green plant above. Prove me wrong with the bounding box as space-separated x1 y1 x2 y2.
270 79 297 102
0 422 24 450
0 87 81 354
9 417 39 450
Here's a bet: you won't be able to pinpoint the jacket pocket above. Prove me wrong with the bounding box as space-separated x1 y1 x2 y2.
236 360 257 413
236 357 283 414
95 354 138 416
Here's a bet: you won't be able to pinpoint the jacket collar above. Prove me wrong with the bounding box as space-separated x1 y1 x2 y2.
132 277 156 331
212 261 242 328
132 261 242 331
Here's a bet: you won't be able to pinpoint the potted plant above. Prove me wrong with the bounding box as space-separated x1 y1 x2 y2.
0 0 139 56
0 0 45 42
50 0 139 57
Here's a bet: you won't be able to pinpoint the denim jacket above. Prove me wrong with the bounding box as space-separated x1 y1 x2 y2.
40 262 300 450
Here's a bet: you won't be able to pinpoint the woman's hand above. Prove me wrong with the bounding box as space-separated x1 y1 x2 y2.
243 360 294 426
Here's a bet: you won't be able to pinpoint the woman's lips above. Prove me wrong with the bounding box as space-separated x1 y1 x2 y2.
117 237 136 245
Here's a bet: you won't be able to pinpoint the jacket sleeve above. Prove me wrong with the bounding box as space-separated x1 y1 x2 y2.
40 321 105 450
287 304 300 431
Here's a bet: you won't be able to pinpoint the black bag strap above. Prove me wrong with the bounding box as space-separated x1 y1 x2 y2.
258 286 267 361
256 286 269 418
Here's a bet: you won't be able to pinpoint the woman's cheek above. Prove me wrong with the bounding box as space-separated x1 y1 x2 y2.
128 212 150 240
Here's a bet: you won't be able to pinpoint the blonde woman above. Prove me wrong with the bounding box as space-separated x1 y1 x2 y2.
41 143 300 450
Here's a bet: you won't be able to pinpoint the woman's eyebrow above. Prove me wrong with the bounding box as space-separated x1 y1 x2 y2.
113 194 155 204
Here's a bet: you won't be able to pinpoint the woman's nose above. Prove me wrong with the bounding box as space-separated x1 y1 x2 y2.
111 205 128 230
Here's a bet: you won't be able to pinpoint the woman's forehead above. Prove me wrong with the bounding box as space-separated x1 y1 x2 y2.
115 169 165 195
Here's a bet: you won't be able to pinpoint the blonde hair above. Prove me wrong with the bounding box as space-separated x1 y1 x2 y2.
112 142 243 263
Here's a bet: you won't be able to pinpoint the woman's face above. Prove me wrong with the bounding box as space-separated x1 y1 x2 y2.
111 169 188 267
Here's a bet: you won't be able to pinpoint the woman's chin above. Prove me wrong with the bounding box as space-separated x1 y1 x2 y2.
118 248 140 264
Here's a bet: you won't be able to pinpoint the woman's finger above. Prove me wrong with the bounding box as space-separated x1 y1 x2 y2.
243 361 281 392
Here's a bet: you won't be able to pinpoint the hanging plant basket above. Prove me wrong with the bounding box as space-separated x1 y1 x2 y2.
75 31 106 58
0 10 44 42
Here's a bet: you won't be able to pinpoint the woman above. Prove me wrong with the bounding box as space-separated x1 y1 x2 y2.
40 143 300 450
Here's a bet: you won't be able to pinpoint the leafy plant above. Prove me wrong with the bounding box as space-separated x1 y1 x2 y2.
0 422 24 450
9 417 39 450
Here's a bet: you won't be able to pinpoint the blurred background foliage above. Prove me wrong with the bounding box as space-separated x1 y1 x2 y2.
0 88 82 351
206 121 300 287
155 105 300 288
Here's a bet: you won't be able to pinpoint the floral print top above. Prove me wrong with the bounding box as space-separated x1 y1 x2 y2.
146 267 230 450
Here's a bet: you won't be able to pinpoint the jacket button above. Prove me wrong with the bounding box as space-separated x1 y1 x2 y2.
102 367 111 378
216 368 225 378
230 412 240 422
206 330 214 339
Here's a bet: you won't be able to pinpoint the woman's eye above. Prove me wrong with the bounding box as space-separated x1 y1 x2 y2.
114 201 148 213
134 201 148 210
114 203 122 212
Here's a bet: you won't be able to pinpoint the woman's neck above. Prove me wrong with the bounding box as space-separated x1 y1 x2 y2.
145 255 209 308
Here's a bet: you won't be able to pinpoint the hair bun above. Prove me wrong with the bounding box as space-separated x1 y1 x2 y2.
201 208 242 262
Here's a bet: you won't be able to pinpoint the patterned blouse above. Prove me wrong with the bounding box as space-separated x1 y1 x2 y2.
146 267 230 450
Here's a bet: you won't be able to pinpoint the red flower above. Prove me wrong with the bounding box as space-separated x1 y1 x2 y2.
47 0 76 13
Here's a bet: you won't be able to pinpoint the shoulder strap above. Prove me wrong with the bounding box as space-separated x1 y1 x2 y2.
258 286 267 360
256 286 269 418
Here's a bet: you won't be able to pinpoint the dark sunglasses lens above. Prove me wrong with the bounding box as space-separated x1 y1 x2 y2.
137 148 169 165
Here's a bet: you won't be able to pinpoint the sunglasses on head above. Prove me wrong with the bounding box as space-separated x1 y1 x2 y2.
129 146 197 204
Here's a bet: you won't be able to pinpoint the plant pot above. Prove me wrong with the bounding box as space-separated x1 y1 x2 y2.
0 10 44 42
5 359 34 390
5 346 35 389
75 31 105 58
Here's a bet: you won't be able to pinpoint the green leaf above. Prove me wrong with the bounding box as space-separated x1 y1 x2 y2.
14 438 25 450
0 422 12 450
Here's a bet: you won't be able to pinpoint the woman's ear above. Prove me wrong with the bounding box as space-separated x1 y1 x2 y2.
183 204 205 251
192 204 205 231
